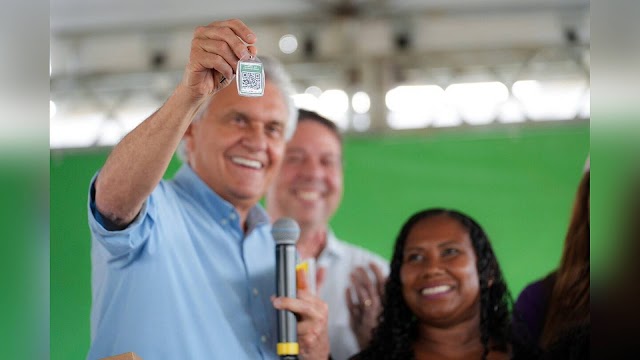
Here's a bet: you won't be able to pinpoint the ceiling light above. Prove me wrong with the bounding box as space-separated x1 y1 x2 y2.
352 91 370 114
279 34 298 54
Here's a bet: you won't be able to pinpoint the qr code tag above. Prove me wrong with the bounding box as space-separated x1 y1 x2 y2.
237 57 265 97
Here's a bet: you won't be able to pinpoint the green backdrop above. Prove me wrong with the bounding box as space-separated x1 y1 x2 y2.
51 121 589 360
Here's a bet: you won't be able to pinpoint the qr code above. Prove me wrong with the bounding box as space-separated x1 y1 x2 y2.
241 72 262 91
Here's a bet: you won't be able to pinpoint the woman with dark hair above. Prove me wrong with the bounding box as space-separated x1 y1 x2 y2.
352 208 513 360
514 169 590 359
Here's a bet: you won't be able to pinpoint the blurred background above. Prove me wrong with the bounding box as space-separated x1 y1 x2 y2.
50 0 590 359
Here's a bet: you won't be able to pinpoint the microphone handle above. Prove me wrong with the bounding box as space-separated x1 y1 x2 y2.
276 244 298 356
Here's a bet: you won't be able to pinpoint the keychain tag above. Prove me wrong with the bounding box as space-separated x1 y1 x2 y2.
237 56 265 97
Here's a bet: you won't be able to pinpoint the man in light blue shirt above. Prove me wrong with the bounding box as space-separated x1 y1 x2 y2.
87 19 329 360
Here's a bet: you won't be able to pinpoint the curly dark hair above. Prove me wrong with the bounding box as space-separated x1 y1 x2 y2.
352 208 512 360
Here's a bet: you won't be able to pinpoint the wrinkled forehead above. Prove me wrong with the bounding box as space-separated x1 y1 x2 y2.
205 80 289 120
288 121 343 152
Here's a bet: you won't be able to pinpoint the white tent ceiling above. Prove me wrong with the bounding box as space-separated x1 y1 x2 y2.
50 0 590 148
51 0 587 34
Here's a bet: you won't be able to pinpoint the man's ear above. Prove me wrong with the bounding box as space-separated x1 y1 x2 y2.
184 122 194 140
488 278 494 287
178 125 195 167
183 123 196 158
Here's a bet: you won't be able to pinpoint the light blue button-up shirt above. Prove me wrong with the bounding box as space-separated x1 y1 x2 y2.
87 164 279 360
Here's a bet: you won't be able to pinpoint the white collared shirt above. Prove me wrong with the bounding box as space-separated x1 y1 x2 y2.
316 230 390 360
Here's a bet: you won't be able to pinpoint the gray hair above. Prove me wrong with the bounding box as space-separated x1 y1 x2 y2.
176 55 297 163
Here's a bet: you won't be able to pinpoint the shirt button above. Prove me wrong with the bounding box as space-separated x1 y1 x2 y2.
261 335 267 343
220 219 228 225
229 213 236 219
253 288 259 296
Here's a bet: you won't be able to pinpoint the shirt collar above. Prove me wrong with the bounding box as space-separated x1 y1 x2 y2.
171 164 269 231
246 204 270 234
318 228 345 264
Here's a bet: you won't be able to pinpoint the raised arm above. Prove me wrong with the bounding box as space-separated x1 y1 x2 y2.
94 19 257 228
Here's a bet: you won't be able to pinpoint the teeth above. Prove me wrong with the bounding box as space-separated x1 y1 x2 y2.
421 285 452 296
231 157 262 169
297 191 320 201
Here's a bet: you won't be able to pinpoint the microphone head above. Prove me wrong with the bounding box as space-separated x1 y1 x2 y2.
271 217 300 246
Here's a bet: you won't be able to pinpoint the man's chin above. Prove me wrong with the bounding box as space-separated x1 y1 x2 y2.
228 188 265 206
292 214 328 227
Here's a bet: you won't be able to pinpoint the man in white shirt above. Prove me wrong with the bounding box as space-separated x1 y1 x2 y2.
266 109 389 360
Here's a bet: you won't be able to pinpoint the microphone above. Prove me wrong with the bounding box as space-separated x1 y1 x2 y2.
271 217 300 360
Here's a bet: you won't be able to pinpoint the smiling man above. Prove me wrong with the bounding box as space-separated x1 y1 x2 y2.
87 19 329 360
266 110 389 360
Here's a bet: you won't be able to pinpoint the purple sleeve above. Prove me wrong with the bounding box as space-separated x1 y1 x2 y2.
513 275 554 343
